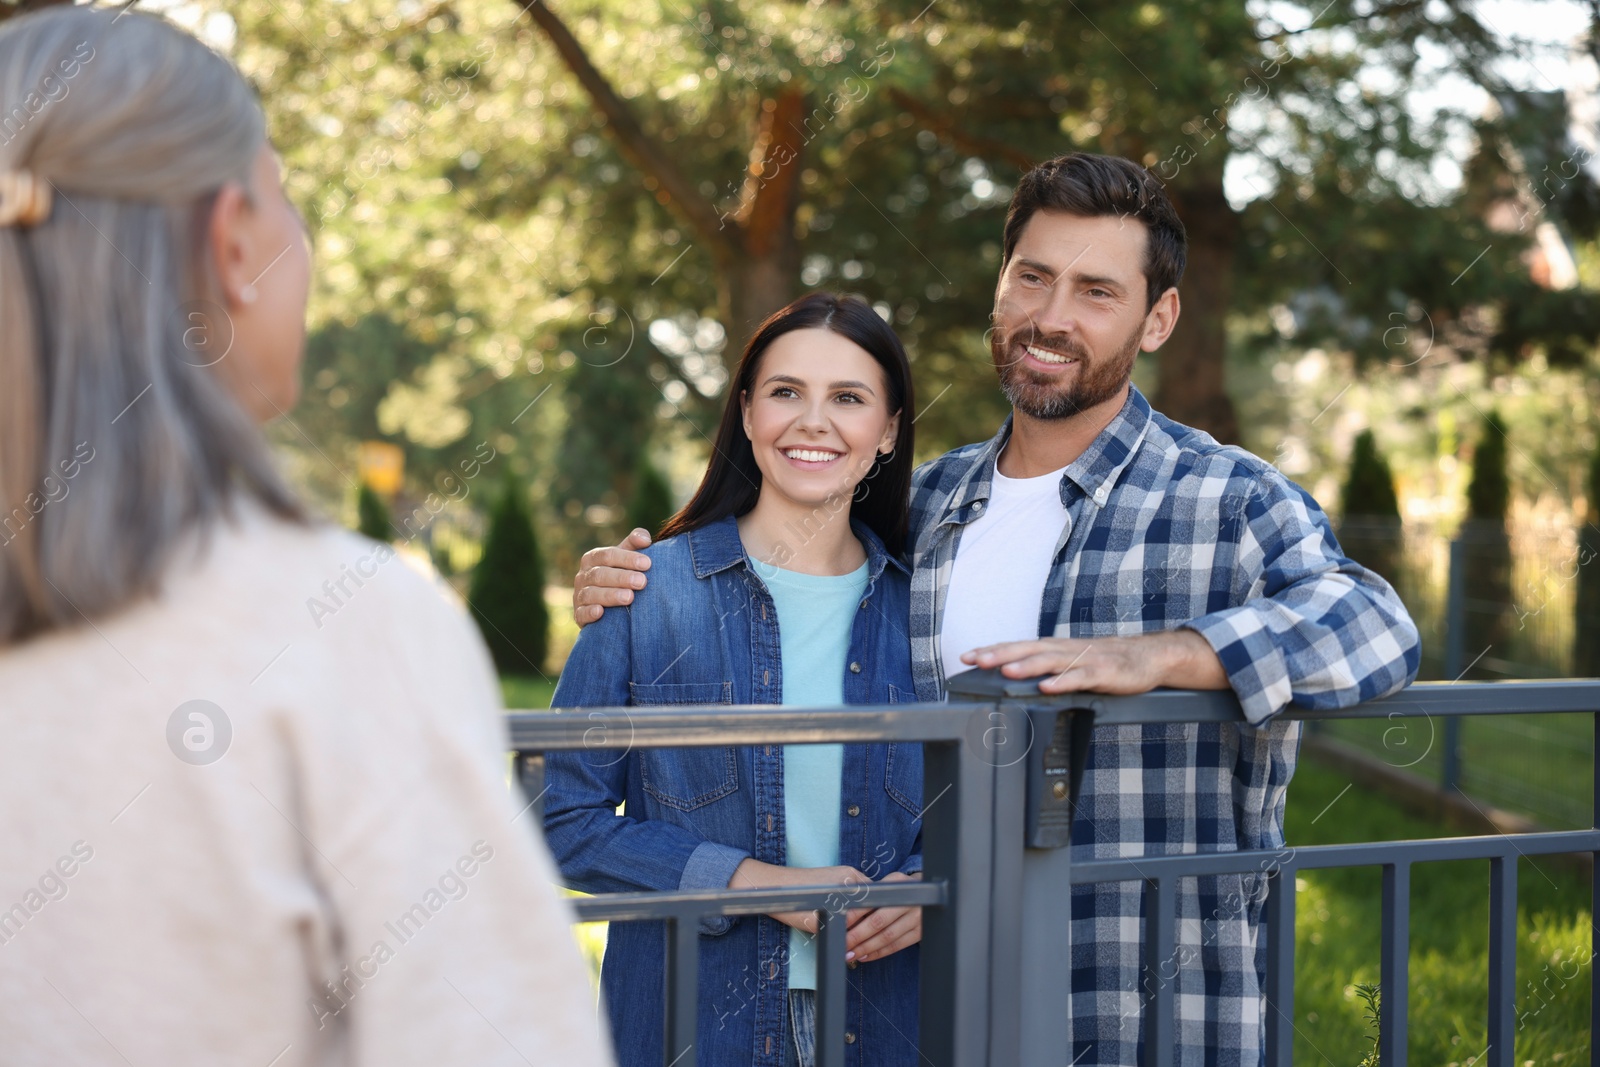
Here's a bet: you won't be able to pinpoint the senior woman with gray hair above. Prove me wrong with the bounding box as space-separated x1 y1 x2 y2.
0 8 611 1066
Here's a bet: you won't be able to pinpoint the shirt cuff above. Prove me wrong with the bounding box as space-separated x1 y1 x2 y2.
680 840 752 937
1182 611 1293 726
899 854 922 877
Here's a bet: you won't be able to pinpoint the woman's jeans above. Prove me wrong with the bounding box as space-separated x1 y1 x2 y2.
783 990 816 1067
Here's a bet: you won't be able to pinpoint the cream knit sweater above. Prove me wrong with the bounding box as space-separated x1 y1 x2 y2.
0 502 613 1067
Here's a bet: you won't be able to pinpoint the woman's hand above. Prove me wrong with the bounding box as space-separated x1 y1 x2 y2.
728 858 871 934
845 871 922 963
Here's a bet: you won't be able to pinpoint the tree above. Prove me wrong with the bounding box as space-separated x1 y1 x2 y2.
509 0 1600 447
1460 412 1513 678
468 477 550 676
355 483 393 541
1338 429 1403 591
625 457 674 539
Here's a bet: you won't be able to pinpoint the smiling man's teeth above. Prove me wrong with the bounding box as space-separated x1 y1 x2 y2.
1026 344 1076 364
783 448 839 463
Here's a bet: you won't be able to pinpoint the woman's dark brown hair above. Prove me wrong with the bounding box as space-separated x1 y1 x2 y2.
657 292 915 557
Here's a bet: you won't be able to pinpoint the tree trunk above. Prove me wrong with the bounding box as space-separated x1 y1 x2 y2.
718 88 806 344
1157 178 1240 444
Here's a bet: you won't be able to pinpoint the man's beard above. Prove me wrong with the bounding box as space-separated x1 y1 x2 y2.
990 320 1142 421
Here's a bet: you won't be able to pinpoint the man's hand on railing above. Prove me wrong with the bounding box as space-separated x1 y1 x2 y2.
845 871 923 964
960 630 1228 695
573 528 653 627
728 858 872 935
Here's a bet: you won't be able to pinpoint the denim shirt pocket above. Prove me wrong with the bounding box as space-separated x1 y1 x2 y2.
630 681 741 811
883 683 923 817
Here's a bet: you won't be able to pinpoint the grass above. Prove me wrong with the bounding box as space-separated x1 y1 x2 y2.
501 673 558 710
1317 714 1595 829
1287 757 1592 1065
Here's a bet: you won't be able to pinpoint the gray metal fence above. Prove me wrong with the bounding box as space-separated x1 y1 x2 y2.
1327 519 1600 827
509 672 1600 1067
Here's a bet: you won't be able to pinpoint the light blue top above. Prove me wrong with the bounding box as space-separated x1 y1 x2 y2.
756 556 870 990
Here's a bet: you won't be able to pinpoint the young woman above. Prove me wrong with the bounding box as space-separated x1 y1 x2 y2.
544 292 924 1067
0 9 608 1066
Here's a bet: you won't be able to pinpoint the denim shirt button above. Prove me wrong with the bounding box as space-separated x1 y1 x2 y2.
767 961 778 980
849 662 861 673
844 1031 857 1044
847 804 860 817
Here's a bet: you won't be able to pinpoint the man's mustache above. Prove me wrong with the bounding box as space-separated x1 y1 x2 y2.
992 326 1090 370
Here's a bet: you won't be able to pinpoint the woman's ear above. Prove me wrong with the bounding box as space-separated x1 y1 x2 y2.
879 411 902 456
207 180 255 309
739 388 752 438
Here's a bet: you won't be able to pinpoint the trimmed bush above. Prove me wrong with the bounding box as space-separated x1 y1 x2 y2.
1459 412 1513 679
356 483 393 542
468 477 549 676
1341 430 1401 519
626 459 675 540
1465 411 1510 523
1337 430 1403 591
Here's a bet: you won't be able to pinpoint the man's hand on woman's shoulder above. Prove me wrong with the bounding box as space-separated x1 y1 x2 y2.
573 527 654 626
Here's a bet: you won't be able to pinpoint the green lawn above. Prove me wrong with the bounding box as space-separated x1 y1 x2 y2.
501 673 558 710
1316 714 1596 829
1287 757 1592 1065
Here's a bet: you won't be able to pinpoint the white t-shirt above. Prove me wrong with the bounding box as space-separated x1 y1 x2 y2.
939 455 1071 682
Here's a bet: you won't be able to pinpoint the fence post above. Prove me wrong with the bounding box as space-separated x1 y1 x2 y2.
1441 539 1466 791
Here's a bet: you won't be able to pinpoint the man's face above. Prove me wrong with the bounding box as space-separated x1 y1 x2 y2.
990 210 1155 420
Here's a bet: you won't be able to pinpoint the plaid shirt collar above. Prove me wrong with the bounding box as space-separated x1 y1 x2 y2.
937 384 1156 527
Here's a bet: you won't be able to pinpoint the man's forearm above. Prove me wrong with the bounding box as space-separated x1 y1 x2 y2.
1153 628 1229 691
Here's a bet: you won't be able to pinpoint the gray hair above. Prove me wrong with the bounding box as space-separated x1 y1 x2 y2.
0 6 306 647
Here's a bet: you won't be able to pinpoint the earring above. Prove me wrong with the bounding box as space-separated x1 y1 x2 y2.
239 284 257 305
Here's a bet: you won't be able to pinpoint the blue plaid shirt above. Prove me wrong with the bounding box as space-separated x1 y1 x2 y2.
907 385 1419 1065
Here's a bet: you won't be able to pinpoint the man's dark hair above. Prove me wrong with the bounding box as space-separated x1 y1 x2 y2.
1001 154 1187 310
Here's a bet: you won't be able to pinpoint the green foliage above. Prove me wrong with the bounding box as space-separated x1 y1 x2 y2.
1466 412 1511 524
1340 431 1400 520
1353 984 1380 1067
227 0 1600 566
355 483 393 541
468 478 549 676
626 458 675 538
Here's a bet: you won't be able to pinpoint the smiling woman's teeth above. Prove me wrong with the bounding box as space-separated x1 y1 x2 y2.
783 448 839 462
1026 344 1075 365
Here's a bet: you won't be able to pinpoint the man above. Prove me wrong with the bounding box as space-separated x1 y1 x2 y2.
571 153 1419 1065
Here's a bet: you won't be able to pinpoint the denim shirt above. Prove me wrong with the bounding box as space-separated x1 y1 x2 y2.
544 514 924 1067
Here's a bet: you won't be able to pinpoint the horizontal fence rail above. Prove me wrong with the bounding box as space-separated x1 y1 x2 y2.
509 674 1600 1067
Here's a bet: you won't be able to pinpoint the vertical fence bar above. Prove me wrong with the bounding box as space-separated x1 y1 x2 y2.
1263 866 1297 1067
663 912 699 1067
1142 876 1176 1067
917 732 993 1066
1379 862 1411 1067
814 908 849 1067
1486 855 1517 1067
987 708 1029 1066
1591 710 1598 1067
1442 541 1466 791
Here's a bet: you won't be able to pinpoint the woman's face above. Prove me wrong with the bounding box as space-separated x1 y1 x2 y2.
209 142 312 423
740 327 901 512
